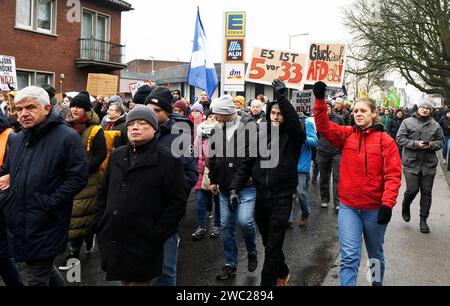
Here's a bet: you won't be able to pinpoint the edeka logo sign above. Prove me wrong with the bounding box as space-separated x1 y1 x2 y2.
225 12 245 37
225 39 245 62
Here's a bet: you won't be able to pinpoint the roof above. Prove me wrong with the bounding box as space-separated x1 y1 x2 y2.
101 0 133 11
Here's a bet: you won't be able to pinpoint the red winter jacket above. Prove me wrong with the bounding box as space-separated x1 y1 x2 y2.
313 99 402 210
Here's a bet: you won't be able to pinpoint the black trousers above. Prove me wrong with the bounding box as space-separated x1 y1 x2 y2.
255 196 292 286
402 171 436 218
318 153 341 206
25 257 66 286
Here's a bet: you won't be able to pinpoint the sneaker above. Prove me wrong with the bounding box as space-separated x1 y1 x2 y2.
210 226 220 238
247 252 258 272
207 212 213 219
334 206 340 213
191 227 206 240
216 266 237 280
299 216 308 227
321 202 328 208
276 273 291 286
85 234 96 254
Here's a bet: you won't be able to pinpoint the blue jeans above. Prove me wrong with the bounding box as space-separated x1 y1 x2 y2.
0 258 24 286
338 203 388 286
155 232 179 286
443 136 450 162
289 173 310 222
219 186 257 268
196 190 220 228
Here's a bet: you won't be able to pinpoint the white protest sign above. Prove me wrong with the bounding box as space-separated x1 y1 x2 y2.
291 90 315 115
0 55 17 91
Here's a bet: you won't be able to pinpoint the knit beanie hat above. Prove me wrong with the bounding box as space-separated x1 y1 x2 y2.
190 102 204 114
173 100 187 114
418 100 434 110
211 95 236 115
133 85 153 105
109 95 123 105
145 86 173 114
126 104 158 130
41 84 57 106
70 91 92 111
234 95 245 105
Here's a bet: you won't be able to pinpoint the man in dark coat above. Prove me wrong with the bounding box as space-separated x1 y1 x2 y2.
230 79 306 286
1 86 88 286
93 105 187 285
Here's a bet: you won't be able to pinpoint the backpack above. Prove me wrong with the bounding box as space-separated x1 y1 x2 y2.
86 125 121 177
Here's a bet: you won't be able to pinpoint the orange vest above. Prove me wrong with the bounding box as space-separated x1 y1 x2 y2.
0 128 13 167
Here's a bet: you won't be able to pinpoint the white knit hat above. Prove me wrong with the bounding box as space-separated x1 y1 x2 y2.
211 95 237 115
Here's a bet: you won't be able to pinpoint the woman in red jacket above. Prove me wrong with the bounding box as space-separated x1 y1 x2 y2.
313 82 402 286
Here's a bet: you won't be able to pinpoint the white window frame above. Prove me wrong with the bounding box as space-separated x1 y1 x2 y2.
81 8 111 42
16 69 55 89
15 0 57 35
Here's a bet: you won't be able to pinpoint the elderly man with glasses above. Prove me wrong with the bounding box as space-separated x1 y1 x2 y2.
396 101 444 233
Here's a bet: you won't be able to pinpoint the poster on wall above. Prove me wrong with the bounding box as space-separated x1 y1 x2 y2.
0 55 17 91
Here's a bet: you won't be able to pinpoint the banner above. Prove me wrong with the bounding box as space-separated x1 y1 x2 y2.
291 90 315 115
304 42 347 87
245 47 306 89
0 55 17 91
129 81 153 98
86 73 118 97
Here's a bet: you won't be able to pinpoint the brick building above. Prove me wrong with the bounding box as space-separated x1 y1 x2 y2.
0 0 132 92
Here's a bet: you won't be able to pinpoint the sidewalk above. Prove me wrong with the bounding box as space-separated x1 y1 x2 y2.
322 161 450 286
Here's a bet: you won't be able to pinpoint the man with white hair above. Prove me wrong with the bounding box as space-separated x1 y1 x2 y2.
334 97 351 126
0 86 88 286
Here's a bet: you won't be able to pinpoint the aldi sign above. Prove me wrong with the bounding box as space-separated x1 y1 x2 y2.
225 38 245 62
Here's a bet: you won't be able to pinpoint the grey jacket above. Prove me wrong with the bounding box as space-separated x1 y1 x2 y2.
396 113 444 175
317 113 345 156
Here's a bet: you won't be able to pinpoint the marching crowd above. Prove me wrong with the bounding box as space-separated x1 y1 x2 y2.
0 78 448 287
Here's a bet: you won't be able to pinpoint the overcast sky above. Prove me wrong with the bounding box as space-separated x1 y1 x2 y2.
121 0 355 63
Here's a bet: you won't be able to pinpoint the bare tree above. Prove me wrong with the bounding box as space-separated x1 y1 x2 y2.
343 0 450 103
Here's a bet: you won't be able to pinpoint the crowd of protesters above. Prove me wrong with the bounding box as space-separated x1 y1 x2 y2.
0 78 448 287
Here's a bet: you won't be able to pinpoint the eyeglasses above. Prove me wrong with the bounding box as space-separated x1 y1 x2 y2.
419 106 431 111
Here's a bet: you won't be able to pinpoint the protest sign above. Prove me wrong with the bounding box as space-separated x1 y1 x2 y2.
304 42 347 87
245 47 306 89
0 55 17 91
86 73 118 97
129 81 153 97
291 90 315 115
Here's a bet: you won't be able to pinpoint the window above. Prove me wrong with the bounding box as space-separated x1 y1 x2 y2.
15 0 56 34
81 9 110 61
16 70 54 89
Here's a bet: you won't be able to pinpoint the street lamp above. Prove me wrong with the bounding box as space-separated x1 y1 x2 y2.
148 56 155 76
289 33 310 50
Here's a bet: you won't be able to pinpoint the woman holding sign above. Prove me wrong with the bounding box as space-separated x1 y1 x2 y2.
312 81 402 286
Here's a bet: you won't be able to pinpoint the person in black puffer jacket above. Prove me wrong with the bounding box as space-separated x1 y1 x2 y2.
388 109 405 157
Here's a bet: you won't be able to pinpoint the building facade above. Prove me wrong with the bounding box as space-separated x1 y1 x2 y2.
1 0 132 92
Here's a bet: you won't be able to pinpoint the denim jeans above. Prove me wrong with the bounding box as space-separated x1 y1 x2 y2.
289 173 310 223
155 232 179 286
0 258 24 286
443 136 450 162
196 190 221 228
338 203 388 286
219 186 257 268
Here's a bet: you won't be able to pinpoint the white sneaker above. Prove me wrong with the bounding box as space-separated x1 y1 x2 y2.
321 202 328 208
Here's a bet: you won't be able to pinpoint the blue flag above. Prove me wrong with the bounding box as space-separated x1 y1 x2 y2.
188 8 218 99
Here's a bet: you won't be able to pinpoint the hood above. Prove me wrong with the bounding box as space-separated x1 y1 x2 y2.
89 111 100 125
25 110 65 143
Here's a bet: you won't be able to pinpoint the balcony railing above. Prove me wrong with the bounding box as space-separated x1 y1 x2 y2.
79 38 125 64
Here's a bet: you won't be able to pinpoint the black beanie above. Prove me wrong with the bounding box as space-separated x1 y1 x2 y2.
145 86 173 113
70 91 92 111
133 85 153 105
41 84 57 106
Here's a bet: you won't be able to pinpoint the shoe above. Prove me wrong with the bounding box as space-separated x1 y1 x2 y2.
85 234 96 254
334 206 340 213
420 217 430 233
299 216 308 227
210 226 220 238
321 202 328 208
191 227 206 240
207 212 213 219
216 266 237 280
276 273 291 286
247 252 258 272
402 204 411 222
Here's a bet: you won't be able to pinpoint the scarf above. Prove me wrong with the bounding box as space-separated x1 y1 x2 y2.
66 111 91 135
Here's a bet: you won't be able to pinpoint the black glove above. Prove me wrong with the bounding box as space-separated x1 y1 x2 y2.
313 81 327 100
272 78 288 100
229 190 240 212
377 205 392 225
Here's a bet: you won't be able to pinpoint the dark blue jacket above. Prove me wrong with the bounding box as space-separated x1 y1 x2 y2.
0 111 88 262
157 113 198 191
0 113 11 259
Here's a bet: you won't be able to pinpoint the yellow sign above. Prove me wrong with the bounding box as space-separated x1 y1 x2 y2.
225 12 245 37
86 73 118 97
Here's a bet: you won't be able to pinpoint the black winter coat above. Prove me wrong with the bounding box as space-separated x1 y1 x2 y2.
0 111 88 262
0 113 11 259
439 116 450 137
93 139 187 281
317 113 344 156
231 97 306 199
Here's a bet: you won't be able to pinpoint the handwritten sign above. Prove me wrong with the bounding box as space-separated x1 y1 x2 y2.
0 55 17 91
129 81 153 98
304 42 347 87
86 73 118 97
245 47 306 89
291 90 315 115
